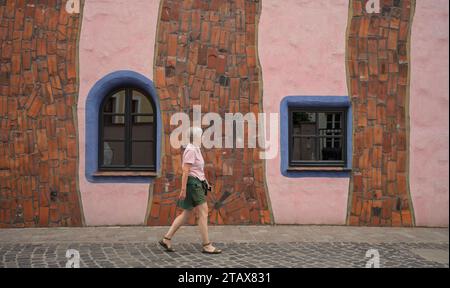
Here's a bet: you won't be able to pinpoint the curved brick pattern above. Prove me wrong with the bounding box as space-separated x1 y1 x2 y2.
346 0 416 226
147 0 271 226
0 0 83 227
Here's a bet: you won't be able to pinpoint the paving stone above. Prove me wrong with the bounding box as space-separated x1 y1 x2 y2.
0 226 447 268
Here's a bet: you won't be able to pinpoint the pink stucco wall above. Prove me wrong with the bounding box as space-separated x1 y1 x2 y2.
410 0 449 227
78 0 160 226
74 0 449 227
259 0 350 224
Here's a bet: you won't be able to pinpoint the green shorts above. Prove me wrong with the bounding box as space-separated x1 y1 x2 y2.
177 176 207 210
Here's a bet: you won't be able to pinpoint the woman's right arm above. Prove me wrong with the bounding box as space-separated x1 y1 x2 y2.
179 163 192 200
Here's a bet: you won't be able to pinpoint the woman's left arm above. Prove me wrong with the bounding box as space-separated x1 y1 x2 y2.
179 163 192 200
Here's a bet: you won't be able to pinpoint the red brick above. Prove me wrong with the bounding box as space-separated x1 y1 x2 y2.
246 46 256 67
155 67 166 87
353 173 363 192
216 54 227 74
167 34 178 57
349 215 360 226
67 137 77 158
27 96 43 118
23 200 33 222
401 210 412 226
47 139 58 160
373 126 383 145
200 21 210 42
388 30 398 50
50 209 60 223
397 173 408 195
358 17 369 37
198 44 208 66
367 98 376 120
392 212 402 227
397 151 407 173
39 207 49 226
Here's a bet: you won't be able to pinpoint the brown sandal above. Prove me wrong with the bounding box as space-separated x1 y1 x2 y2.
159 236 175 252
202 242 222 254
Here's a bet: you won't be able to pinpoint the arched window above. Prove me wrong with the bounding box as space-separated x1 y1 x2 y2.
99 87 156 171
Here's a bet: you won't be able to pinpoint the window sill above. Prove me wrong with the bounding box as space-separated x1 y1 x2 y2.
283 166 352 178
287 167 351 172
93 171 158 177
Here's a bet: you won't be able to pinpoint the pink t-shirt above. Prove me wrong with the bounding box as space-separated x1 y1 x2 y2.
182 144 206 181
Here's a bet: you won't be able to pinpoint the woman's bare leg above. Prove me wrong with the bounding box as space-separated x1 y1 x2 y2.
197 202 219 252
163 209 191 247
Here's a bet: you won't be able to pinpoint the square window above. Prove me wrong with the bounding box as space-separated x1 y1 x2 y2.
289 109 347 167
280 96 352 178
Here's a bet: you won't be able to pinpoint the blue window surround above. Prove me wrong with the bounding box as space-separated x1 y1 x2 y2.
85 70 161 183
280 96 352 178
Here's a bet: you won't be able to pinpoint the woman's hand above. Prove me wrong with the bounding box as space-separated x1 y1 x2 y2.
179 189 186 200
205 179 212 192
180 163 191 201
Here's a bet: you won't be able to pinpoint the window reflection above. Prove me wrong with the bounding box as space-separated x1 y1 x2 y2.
291 111 345 165
100 88 156 170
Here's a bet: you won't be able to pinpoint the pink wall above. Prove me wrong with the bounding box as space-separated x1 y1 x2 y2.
410 0 449 227
74 0 449 227
78 0 160 226
259 0 350 224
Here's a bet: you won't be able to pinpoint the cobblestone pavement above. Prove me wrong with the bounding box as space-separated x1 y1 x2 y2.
0 226 448 268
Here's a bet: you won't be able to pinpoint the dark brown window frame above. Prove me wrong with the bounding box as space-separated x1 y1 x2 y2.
288 107 347 168
99 87 156 172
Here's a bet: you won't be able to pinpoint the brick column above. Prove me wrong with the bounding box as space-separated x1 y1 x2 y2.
0 0 83 227
146 0 271 225
346 0 416 226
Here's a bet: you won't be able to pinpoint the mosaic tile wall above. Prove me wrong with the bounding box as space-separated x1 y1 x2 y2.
0 0 83 227
346 0 416 226
146 0 272 225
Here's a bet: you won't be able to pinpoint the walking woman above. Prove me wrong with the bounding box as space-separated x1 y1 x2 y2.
159 127 222 254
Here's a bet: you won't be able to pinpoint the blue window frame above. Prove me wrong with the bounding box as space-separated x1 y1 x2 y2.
280 96 352 178
85 71 161 183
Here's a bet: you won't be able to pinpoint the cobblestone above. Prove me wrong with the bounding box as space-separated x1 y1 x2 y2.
0 226 447 268
0 241 447 268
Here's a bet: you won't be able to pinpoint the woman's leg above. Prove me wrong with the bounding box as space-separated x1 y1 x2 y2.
163 209 191 247
197 202 219 252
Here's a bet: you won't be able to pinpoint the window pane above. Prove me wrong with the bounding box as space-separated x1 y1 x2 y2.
103 141 125 166
131 142 154 166
292 137 344 162
104 115 125 125
133 115 154 124
132 123 154 141
103 90 126 113
103 115 125 140
292 137 317 161
318 112 342 136
319 137 343 161
132 90 153 114
292 112 316 136
290 110 345 166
